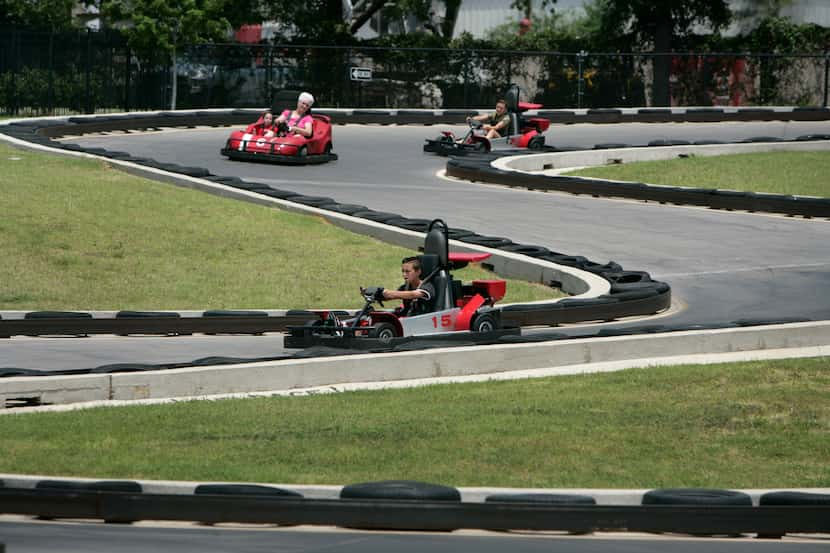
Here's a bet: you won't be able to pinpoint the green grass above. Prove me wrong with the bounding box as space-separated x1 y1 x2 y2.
1 357 827 488
564 150 830 197
0 142 562 310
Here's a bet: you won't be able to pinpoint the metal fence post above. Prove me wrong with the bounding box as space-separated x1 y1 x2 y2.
85 29 93 114
577 50 586 109
824 51 829 108
11 27 19 115
124 45 131 112
48 31 55 114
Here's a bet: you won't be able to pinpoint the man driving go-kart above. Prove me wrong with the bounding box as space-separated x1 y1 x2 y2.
424 84 549 155
466 98 511 140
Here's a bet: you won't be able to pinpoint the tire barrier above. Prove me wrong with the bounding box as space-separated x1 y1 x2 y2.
0 484 827 535
757 491 830 539
446 148 830 218
35 479 143 523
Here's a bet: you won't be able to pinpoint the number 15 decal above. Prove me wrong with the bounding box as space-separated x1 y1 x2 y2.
432 314 452 328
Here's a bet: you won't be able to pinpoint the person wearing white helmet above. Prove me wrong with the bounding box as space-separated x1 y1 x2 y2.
273 92 315 138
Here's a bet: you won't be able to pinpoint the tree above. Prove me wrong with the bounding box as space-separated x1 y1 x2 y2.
100 0 245 109
593 0 732 106
0 0 77 31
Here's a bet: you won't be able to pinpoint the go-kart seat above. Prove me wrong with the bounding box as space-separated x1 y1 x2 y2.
423 224 449 267
504 85 522 137
418 253 452 312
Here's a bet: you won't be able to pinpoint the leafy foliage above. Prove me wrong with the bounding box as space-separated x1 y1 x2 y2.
0 0 76 30
99 0 239 61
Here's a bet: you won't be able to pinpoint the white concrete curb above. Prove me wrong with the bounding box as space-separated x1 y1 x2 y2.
2 321 828 410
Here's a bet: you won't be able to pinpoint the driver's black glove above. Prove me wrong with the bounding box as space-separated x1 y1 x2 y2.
373 287 386 301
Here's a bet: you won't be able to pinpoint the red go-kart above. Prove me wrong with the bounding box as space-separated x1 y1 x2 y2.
284 219 518 348
424 85 549 155
221 112 338 165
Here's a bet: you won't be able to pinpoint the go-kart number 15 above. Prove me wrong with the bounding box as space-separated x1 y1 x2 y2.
432 314 452 328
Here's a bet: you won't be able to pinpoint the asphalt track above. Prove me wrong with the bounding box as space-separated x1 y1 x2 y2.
2 119 829 370
2 519 828 553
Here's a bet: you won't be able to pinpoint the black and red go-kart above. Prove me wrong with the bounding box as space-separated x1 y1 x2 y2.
284 220 519 348
424 85 550 155
220 112 338 165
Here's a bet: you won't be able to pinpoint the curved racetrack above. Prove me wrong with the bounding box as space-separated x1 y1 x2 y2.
3 119 830 551
3 120 830 370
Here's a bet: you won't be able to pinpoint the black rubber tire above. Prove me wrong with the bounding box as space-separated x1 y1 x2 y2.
486 493 596 505
194 484 302 498
297 145 307 158
759 491 830 506
471 313 498 333
642 488 752 506
340 480 461 501
528 136 545 150
371 322 397 343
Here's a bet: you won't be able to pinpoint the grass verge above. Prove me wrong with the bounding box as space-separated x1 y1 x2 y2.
0 357 827 488
564 150 830 197
0 142 563 310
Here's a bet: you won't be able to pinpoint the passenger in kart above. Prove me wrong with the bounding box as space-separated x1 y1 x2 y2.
466 98 510 140
381 256 436 316
273 91 315 138
252 111 275 136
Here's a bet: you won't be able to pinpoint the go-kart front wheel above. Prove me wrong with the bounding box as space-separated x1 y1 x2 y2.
297 145 308 159
471 313 499 333
528 136 545 150
371 322 397 344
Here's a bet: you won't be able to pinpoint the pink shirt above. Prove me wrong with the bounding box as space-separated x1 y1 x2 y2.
280 110 313 131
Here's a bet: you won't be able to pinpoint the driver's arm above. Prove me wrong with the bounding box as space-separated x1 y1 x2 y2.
383 289 427 301
291 120 312 137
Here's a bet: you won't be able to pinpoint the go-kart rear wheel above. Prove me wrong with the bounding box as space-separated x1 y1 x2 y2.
297 145 307 159
437 135 454 144
371 322 397 344
528 136 545 150
471 313 498 333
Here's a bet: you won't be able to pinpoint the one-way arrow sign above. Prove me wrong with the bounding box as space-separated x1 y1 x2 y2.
350 67 373 81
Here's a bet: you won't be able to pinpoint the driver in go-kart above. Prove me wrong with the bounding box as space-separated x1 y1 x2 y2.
381 256 436 316
271 91 315 138
466 98 510 139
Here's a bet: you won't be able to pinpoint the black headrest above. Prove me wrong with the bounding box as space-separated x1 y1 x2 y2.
423 220 448 266
419 254 440 278
505 85 520 112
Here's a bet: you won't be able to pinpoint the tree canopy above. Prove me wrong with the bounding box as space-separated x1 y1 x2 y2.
1 0 77 31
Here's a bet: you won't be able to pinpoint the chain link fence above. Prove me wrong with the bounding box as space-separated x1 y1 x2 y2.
2 27 828 115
